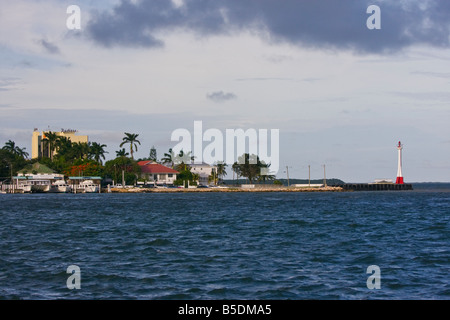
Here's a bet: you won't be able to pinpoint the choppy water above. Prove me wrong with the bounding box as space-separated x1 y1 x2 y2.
0 185 449 299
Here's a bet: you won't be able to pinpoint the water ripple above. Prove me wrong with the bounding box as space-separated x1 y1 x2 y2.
0 190 448 299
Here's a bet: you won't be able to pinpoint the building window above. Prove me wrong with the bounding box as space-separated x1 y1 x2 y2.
168 174 173 178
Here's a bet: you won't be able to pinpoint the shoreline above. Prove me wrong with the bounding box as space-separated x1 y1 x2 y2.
108 186 345 193
4 183 427 194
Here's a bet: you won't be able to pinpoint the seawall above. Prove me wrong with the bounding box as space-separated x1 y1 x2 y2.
109 186 344 193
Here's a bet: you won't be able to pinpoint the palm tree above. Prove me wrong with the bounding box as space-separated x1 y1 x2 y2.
116 148 129 157
15 147 29 159
161 148 175 168
257 163 276 184
41 131 60 160
2 140 29 159
120 133 141 159
215 161 228 184
72 142 90 160
89 142 108 164
53 136 74 161
55 136 71 153
175 161 189 173
2 140 16 153
192 173 200 185
176 149 195 164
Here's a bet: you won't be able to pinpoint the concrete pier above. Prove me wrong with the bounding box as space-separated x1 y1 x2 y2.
336 183 413 191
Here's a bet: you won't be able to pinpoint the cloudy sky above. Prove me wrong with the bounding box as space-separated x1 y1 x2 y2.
1 0 450 182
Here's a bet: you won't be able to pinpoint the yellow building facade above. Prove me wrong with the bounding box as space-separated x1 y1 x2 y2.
31 129 88 159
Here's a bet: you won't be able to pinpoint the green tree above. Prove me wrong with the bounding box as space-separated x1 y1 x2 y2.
2 140 16 153
257 162 276 184
42 131 60 160
174 162 198 187
0 148 27 180
0 149 15 180
104 156 141 185
149 146 157 162
52 137 93 167
162 148 194 168
232 153 268 184
273 180 283 185
54 136 73 157
120 133 141 160
2 140 29 159
215 161 228 184
89 142 108 164
72 142 91 160
161 148 175 168
175 149 194 164
116 148 129 157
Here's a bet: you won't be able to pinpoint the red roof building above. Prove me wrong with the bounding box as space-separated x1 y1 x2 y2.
137 161 179 185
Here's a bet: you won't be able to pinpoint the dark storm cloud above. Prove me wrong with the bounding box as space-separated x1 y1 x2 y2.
86 0 450 53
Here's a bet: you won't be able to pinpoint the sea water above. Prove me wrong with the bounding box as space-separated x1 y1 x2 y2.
0 184 448 299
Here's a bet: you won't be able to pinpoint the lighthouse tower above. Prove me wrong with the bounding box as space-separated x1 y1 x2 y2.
395 141 404 184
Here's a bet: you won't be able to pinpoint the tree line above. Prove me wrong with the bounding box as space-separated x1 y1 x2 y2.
1 131 277 185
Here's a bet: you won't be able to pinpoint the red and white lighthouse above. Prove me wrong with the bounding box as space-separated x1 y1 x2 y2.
395 141 404 184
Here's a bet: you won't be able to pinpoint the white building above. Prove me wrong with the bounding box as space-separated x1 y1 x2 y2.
189 162 217 186
14 173 65 193
13 162 65 192
137 161 179 185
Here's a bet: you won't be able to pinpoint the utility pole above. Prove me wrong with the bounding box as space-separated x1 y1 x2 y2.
114 164 117 186
308 165 311 187
286 166 290 187
10 163 13 194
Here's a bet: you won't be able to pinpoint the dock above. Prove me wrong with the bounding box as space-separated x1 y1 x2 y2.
336 183 413 191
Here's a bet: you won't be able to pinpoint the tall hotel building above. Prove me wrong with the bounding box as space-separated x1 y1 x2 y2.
31 128 88 159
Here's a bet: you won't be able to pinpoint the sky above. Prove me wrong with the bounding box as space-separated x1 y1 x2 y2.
1 0 450 182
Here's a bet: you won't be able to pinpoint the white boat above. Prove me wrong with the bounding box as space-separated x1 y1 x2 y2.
78 180 99 193
31 184 50 193
20 180 51 193
49 180 72 193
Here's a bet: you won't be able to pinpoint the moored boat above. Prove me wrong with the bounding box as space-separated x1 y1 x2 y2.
49 180 72 193
18 180 51 193
30 182 50 193
78 180 99 193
